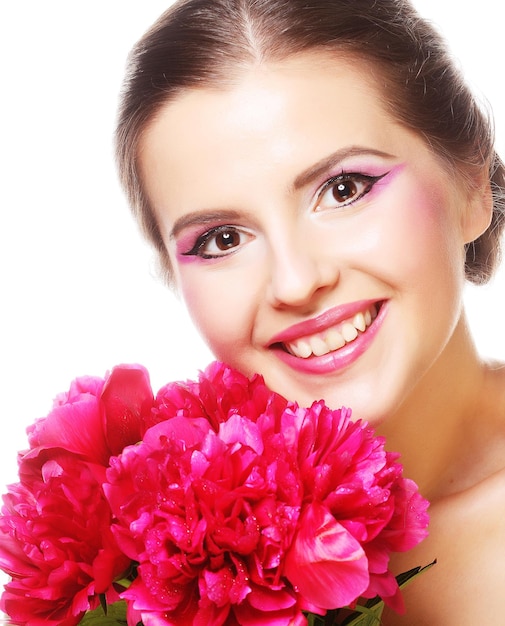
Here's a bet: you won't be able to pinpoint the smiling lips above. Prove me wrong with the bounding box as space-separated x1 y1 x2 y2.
284 304 378 358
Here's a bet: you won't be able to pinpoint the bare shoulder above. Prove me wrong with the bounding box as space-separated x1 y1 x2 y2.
383 463 505 625
381 360 505 624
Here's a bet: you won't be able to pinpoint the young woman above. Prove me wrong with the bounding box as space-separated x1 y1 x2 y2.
115 0 505 622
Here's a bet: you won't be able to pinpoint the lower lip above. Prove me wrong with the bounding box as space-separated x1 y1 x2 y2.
272 302 387 375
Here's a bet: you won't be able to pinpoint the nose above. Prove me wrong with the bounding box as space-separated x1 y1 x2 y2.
266 233 340 309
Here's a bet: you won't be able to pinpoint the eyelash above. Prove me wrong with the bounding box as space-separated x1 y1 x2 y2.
315 171 387 211
181 171 389 259
182 224 250 259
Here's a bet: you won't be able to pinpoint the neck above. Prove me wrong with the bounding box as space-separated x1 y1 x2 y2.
377 313 486 501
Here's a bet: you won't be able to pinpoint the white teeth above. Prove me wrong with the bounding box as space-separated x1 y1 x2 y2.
326 328 346 350
309 335 331 357
284 304 378 359
295 340 312 359
352 312 366 332
341 323 358 342
288 343 302 358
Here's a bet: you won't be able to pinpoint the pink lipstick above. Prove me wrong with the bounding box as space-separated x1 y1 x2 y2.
269 300 386 375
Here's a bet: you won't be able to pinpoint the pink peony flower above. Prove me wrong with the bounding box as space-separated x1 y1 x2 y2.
27 364 154 465
0 361 429 625
105 411 305 625
0 365 154 626
153 361 287 431
0 455 130 626
284 402 429 612
104 363 429 625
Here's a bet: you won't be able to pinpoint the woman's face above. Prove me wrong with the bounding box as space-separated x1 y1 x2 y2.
140 54 487 423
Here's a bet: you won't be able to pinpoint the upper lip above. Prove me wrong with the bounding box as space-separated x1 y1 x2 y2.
268 299 382 346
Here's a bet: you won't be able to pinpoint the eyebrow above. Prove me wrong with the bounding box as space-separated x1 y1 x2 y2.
292 146 395 190
170 210 244 239
169 145 395 239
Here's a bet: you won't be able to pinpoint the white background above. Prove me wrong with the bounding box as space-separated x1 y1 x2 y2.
1 1 504 489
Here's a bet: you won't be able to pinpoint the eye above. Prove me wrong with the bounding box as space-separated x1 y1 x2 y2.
316 172 386 211
183 225 252 259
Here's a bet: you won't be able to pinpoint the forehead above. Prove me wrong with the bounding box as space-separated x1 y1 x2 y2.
144 52 389 135
139 53 420 209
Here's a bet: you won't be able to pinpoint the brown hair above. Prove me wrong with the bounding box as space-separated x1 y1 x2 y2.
116 0 505 285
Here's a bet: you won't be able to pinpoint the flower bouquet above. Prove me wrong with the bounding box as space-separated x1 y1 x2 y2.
0 362 430 626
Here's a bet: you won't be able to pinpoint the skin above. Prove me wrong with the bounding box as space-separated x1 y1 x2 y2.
140 53 505 624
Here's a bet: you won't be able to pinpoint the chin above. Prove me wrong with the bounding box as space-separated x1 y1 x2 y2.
279 381 394 426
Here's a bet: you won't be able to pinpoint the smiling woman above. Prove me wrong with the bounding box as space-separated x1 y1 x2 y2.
1 1 505 624
112 0 505 622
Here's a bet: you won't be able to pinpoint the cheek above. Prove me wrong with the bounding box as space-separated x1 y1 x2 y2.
177 268 255 357
371 176 464 279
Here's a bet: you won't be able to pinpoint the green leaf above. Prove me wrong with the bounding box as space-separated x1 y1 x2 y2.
338 602 385 626
396 560 437 590
307 560 437 625
78 601 128 626
114 577 133 589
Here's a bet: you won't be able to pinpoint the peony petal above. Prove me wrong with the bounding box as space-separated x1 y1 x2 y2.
142 415 212 450
234 592 300 626
247 587 297 611
28 397 110 466
284 502 369 609
219 414 264 455
101 364 154 455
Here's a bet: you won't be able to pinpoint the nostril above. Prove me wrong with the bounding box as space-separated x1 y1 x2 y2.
268 262 339 309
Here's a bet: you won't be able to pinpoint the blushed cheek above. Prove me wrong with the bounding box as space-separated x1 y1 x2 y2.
178 275 216 335
390 178 464 281
177 272 241 357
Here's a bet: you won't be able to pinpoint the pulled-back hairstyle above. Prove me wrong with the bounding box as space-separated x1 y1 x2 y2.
116 0 505 285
